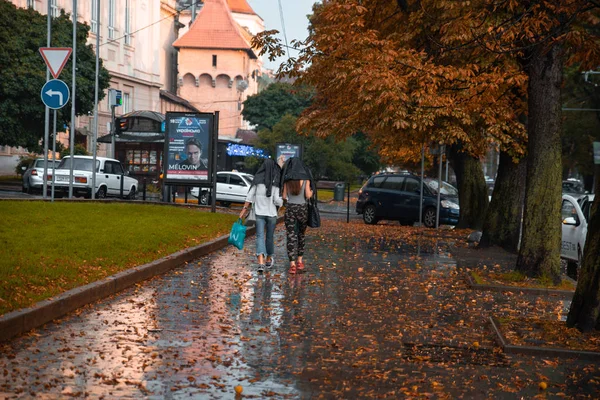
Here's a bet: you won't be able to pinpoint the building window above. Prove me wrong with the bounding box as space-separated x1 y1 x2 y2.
50 0 58 17
108 0 115 39
90 0 98 34
123 93 131 113
27 0 35 10
212 55 217 68
124 0 131 44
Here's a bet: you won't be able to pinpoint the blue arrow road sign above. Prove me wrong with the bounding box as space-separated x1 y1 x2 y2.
41 79 70 109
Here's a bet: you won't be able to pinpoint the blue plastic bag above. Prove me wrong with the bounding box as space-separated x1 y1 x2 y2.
228 218 247 250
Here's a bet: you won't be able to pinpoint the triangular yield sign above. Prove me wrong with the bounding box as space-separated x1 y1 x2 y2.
39 47 72 79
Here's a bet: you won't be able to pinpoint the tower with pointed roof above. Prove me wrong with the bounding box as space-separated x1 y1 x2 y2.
173 0 264 138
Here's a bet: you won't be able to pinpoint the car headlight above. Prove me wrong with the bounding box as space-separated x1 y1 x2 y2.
441 200 460 210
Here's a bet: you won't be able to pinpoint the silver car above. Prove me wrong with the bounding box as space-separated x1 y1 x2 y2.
22 158 61 194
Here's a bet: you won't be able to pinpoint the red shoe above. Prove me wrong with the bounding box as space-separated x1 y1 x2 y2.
297 260 305 273
289 263 297 274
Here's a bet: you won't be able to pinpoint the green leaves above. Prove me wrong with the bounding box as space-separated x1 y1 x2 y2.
0 2 110 151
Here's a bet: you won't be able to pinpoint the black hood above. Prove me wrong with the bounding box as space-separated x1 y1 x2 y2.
281 157 315 191
252 158 281 197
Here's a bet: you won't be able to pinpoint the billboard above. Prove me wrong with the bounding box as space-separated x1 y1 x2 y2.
164 112 214 184
276 143 303 165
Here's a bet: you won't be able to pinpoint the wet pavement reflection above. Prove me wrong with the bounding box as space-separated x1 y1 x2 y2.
0 220 597 398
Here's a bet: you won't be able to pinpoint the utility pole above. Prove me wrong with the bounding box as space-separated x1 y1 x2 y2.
68 0 77 198
92 0 101 199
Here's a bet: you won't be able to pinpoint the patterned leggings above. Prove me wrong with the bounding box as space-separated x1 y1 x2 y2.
284 203 308 262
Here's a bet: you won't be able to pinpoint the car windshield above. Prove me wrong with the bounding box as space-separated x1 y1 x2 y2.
57 158 96 172
35 160 60 168
242 174 254 184
424 179 458 196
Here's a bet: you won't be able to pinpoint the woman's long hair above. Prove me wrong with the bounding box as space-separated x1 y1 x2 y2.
287 180 302 196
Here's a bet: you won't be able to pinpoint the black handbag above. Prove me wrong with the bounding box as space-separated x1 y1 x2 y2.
307 196 321 228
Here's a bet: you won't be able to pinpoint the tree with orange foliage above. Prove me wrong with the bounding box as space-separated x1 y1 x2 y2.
255 1 600 330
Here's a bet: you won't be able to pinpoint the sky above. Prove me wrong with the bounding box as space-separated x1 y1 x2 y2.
248 0 317 70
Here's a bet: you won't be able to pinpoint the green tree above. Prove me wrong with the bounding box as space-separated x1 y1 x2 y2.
242 83 313 131
561 66 600 191
0 1 111 151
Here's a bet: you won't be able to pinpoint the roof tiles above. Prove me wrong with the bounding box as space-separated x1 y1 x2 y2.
173 0 252 51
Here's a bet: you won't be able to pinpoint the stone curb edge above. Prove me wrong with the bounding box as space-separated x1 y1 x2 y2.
489 316 600 361
0 218 275 343
465 271 575 297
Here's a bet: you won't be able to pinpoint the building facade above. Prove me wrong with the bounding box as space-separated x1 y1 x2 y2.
4 0 264 176
10 0 163 159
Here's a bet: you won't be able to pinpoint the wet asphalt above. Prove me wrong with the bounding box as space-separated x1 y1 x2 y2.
1 201 600 399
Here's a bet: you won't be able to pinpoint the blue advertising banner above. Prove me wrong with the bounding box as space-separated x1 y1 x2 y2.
164 112 214 183
276 143 302 165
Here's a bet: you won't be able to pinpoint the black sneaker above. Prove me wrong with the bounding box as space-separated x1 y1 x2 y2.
265 258 274 269
257 264 265 273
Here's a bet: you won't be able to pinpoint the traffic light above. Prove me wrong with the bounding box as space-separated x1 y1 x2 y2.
115 117 130 135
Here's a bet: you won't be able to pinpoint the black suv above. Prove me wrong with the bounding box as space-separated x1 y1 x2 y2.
355 173 460 227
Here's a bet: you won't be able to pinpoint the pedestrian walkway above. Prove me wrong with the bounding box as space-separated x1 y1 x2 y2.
0 218 599 398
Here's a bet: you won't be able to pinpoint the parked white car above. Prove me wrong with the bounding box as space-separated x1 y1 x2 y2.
561 193 594 271
49 156 138 199
190 171 253 206
22 158 61 194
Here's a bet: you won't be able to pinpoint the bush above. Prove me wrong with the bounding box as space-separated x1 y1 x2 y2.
15 155 36 176
60 144 89 158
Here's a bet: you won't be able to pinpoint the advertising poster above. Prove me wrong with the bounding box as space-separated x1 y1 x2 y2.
276 143 302 166
164 112 213 183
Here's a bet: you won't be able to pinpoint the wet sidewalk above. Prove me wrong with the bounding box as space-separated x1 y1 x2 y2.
1 219 599 398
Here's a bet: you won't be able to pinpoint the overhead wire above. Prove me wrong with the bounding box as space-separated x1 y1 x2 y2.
277 0 291 62
99 0 199 47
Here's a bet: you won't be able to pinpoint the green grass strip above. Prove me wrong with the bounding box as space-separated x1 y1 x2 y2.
0 201 237 315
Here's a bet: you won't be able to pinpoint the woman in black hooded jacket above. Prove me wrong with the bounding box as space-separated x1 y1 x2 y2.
240 159 283 273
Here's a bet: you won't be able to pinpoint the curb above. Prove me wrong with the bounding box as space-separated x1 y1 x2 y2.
0 223 258 343
465 271 575 297
489 316 600 361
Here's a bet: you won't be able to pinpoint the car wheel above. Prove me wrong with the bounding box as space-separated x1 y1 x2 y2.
199 191 209 205
97 186 107 199
363 204 378 225
128 187 137 200
423 207 436 228
22 183 27 193
220 201 231 208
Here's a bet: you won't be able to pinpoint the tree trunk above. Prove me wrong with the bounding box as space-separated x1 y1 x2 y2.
516 46 563 281
449 145 488 230
567 166 600 333
479 151 526 252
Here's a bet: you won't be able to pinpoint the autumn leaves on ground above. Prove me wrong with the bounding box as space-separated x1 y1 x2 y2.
2 218 600 398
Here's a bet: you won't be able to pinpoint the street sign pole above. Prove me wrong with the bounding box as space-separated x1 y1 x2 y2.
43 0 51 200
69 0 77 198
111 105 116 158
51 110 57 202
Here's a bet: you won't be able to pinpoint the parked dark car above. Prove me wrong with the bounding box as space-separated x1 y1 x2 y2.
355 173 460 227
